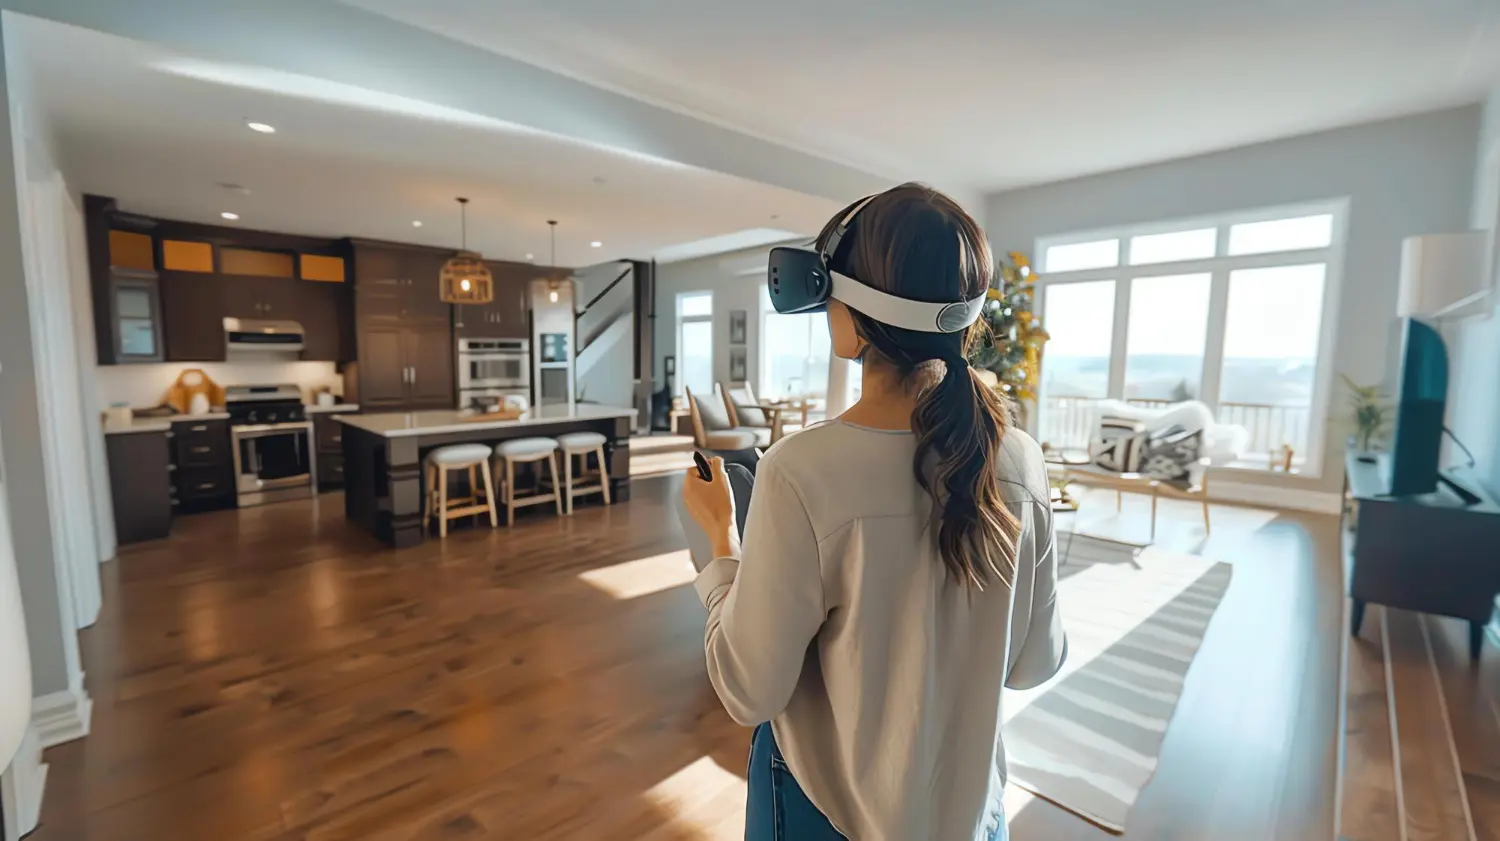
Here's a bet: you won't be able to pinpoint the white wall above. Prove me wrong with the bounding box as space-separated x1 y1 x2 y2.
0 15 91 835
574 261 635 409
1447 84 1500 497
986 107 1481 495
654 242 800 395
95 360 344 409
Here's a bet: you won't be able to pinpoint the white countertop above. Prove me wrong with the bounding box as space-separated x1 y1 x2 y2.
306 403 359 414
102 412 231 435
336 403 637 438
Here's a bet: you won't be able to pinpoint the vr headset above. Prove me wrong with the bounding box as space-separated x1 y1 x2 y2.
767 192 987 333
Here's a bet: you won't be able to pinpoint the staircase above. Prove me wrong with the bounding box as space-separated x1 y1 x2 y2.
1339 602 1500 841
574 265 637 415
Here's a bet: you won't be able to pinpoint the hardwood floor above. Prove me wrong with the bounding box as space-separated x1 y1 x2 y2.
34 482 1343 840
1339 602 1500 841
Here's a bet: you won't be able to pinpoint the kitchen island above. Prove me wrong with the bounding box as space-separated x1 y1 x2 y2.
338 404 637 547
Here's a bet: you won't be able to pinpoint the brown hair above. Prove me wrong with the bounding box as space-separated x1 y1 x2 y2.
816 183 1021 588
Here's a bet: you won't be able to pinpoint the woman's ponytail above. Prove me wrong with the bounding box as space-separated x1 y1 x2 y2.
815 183 1022 589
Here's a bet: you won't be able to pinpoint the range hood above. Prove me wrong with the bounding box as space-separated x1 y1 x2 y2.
223 317 306 354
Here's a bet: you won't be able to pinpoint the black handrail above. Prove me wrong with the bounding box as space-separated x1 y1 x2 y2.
578 266 632 316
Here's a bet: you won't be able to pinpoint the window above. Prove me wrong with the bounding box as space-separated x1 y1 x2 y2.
676 292 713 397
760 285 831 401
1123 273 1211 401
1034 201 1345 474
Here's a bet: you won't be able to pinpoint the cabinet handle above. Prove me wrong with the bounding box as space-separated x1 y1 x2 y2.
171 498 180 507
165 431 175 439
332 434 341 443
191 445 211 454
410 367 417 387
190 424 208 432
167 464 176 473
197 482 215 490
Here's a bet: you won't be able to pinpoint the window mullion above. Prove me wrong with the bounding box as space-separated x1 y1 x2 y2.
1200 269 1230 415
1107 277 1131 400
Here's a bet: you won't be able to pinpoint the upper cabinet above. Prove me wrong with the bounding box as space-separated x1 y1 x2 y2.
453 261 531 339
85 196 354 365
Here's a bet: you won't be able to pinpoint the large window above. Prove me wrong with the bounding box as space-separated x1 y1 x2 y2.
1035 201 1344 474
676 292 713 397
760 285 831 401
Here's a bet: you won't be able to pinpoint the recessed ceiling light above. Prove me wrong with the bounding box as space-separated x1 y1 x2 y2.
412 220 423 228
246 121 276 134
526 253 534 260
590 241 602 248
221 212 240 220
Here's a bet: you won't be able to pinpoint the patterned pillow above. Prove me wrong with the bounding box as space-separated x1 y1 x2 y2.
1089 417 1146 473
1140 427 1202 484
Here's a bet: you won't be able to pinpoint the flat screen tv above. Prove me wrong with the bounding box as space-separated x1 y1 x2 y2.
1384 317 1447 496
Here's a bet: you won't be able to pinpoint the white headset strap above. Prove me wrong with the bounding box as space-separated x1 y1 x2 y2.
821 193 881 258
830 271 987 333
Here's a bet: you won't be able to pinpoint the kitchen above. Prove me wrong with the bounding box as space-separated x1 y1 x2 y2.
90 193 646 548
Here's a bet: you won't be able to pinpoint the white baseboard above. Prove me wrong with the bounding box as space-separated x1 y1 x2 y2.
30 686 91 750
1 723 47 841
1209 480 1342 515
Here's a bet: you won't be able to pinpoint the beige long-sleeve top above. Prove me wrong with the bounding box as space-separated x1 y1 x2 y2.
694 420 1065 841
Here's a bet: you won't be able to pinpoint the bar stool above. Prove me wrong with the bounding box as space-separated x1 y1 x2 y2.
492 437 563 526
556 431 612 514
425 443 499 537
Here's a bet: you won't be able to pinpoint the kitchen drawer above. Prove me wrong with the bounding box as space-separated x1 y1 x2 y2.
172 419 230 467
174 465 233 501
317 453 345 488
314 414 349 453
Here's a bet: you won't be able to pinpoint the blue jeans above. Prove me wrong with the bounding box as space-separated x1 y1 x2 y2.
744 723 1008 841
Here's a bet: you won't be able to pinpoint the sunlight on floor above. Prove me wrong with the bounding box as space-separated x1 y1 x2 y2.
578 550 697 599
644 755 747 839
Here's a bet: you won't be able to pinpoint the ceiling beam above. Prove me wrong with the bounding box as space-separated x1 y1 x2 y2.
0 0 891 203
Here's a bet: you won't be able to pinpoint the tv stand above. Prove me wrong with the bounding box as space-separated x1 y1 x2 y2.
1344 452 1500 660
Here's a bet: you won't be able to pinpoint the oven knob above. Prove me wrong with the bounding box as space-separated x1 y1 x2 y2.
247 410 258 423
267 411 279 423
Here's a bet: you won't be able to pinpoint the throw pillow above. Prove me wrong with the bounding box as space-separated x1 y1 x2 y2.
1089 417 1146 473
692 393 731 431
1139 427 1203 484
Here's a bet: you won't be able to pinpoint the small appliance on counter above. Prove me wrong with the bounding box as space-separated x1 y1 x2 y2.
224 384 314 507
165 368 225 415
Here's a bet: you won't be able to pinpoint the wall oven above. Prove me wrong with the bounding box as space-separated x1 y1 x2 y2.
458 338 530 408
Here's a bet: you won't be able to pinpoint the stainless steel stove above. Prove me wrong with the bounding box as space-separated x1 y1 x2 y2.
225 384 314 507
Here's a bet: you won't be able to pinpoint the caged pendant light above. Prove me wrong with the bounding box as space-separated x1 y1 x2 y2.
439 197 494 304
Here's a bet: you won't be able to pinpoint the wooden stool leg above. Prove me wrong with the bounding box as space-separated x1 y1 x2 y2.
1202 497 1211 535
505 459 516 527
425 463 435 526
480 460 499 528
1116 489 1122 512
1150 490 1158 543
597 446 612 505
438 465 449 538
564 450 575 515
549 453 564 516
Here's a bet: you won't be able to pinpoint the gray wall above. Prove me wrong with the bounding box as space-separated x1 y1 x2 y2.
985 107 1481 495
1447 85 1500 498
654 244 795 396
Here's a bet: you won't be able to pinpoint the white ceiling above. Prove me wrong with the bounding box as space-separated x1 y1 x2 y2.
345 0 1500 193
16 17 841 267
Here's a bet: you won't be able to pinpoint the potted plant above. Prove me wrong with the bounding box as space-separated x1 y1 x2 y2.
1340 374 1389 453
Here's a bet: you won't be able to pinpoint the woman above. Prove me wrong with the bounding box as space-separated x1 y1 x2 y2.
682 183 1066 841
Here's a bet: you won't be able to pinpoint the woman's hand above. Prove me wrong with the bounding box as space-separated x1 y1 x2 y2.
682 456 741 560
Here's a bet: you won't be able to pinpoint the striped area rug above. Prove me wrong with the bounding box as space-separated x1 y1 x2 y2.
1002 535 1233 833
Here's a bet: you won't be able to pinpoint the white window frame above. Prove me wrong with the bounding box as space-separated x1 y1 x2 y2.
675 291 714 397
1033 198 1349 477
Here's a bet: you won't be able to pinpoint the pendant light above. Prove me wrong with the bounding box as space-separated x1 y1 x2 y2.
439 197 494 304
546 220 560 303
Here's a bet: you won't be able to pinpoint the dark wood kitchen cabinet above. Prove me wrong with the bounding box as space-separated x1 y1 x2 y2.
453 262 530 339
354 324 453 410
159 270 225 361
107 431 173 544
169 418 235 513
352 242 456 411
313 409 355 490
158 273 351 363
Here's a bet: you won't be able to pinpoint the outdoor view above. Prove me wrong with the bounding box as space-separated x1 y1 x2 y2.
760 286 831 401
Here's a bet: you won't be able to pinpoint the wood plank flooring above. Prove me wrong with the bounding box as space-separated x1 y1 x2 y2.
1340 601 1500 841
33 483 1342 840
